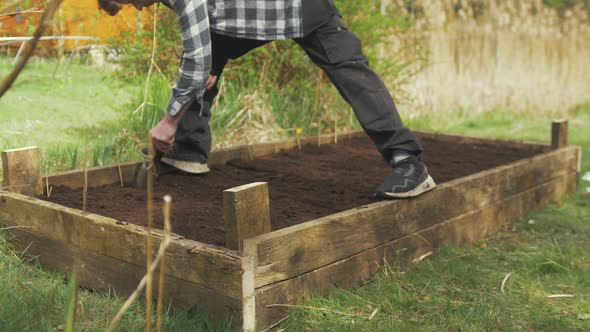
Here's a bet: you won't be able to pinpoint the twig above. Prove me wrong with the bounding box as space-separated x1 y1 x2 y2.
45 174 52 197
0 225 34 231
334 115 338 144
143 6 160 330
0 0 63 98
261 314 291 332
82 156 88 214
117 162 124 187
0 0 27 16
547 294 575 298
368 307 380 320
501 272 513 295
146 140 156 331
156 196 172 332
412 251 433 264
265 304 370 319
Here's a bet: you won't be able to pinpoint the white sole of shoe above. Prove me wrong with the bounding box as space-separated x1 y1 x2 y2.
383 175 436 198
161 157 210 174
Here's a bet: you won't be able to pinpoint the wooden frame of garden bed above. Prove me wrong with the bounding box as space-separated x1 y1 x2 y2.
0 122 581 331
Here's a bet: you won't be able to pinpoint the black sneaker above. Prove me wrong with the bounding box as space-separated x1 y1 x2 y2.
375 156 436 198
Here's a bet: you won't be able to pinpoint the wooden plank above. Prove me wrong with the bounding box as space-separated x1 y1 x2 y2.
44 161 140 190
416 130 550 153
253 172 578 328
41 129 543 191
224 182 271 251
0 192 245 297
247 147 579 288
7 228 243 322
552 119 568 149
1 146 43 195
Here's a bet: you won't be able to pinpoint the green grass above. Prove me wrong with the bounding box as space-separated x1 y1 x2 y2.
0 58 142 173
0 231 236 331
0 59 137 149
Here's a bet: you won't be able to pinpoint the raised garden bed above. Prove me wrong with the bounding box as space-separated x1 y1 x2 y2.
0 121 581 331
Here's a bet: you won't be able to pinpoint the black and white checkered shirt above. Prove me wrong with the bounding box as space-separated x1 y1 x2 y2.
166 0 303 116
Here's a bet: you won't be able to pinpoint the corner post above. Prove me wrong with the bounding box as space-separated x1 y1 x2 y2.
1 146 43 196
551 119 568 149
223 182 271 251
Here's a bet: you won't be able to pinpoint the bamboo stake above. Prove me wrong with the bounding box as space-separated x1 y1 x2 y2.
82 154 88 214
156 195 172 332
145 5 160 330
317 124 321 147
248 145 254 160
334 115 338 144
349 109 353 140
145 140 155 332
116 154 124 187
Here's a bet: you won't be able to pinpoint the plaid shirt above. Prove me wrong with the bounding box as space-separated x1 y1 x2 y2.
166 0 303 116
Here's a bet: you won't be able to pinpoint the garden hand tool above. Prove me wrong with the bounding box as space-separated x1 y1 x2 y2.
134 149 163 189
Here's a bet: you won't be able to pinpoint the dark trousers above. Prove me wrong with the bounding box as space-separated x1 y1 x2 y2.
173 15 422 164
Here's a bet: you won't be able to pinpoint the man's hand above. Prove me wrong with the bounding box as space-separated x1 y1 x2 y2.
206 75 218 91
150 112 182 153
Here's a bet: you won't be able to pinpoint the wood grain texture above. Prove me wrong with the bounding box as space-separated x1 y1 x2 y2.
0 192 245 297
8 228 244 321
552 120 569 149
417 130 550 153
44 161 141 190
247 147 579 288
253 172 578 328
224 182 271 251
1 146 43 195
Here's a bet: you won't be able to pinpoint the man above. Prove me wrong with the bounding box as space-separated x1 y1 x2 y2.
98 0 436 198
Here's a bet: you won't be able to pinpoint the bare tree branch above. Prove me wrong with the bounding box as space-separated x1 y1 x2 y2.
0 0 63 99
0 0 28 16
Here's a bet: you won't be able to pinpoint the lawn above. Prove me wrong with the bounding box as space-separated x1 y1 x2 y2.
0 62 588 331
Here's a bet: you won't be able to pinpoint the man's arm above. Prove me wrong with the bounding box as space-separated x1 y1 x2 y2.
151 0 212 152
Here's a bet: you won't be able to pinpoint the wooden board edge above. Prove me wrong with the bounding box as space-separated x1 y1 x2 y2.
43 161 141 190
252 172 578 328
247 146 579 287
415 130 551 152
0 191 245 297
6 227 244 323
38 130 549 190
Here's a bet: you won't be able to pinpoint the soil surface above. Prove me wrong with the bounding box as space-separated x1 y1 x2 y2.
43 135 541 247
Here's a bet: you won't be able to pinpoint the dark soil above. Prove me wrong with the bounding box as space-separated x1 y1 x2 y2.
42 135 541 247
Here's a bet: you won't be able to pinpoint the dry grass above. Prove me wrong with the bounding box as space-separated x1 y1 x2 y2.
389 0 590 117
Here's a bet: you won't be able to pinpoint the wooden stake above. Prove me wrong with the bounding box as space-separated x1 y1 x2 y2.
248 145 254 160
223 182 271 251
349 109 353 140
156 195 172 332
551 119 568 149
145 140 155 332
334 115 338 144
82 164 88 214
1 146 43 196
